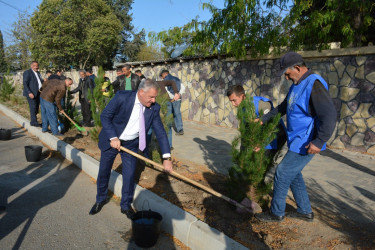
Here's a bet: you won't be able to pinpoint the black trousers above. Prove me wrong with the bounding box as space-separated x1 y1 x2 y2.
80 98 92 125
26 94 40 126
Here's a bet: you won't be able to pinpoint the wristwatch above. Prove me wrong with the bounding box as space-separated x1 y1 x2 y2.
163 157 172 161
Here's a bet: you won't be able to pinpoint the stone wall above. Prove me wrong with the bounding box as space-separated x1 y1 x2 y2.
7 47 375 154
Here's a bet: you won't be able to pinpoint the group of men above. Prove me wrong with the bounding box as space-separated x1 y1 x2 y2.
23 52 337 224
23 61 73 135
89 52 337 223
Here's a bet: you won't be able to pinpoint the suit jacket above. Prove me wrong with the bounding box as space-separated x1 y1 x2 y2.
23 69 44 97
112 73 140 93
70 76 95 100
98 91 170 154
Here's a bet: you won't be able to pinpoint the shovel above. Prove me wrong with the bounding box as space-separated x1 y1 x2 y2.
62 112 89 136
120 146 261 214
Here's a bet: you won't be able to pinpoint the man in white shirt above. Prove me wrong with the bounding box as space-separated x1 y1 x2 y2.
23 61 44 127
89 79 173 218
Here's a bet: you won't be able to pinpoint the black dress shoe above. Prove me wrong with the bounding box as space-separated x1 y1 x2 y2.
255 211 284 222
89 201 107 215
121 207 135 219
287 211 314 222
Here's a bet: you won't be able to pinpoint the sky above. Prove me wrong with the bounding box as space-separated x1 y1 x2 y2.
0 0 225 45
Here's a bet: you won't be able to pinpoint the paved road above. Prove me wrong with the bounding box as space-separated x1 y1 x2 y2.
0 112 181 250
173 120 375 231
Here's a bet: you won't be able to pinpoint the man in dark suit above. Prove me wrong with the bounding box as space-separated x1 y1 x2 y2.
89 79 173 218
23 61 44 127
112 64 140 93
70 69 95 126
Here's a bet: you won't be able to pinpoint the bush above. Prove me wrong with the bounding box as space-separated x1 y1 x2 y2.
227 96 280 206
88 67 114 142
0 74 15 102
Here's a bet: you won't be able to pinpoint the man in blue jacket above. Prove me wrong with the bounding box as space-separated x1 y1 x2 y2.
255 52 337 222
23 61 44 127
226 85 287 184
160 69 184 138
89 79 173 218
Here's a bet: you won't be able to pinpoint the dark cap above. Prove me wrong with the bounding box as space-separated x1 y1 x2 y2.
159 69 169 77
277 52 304 76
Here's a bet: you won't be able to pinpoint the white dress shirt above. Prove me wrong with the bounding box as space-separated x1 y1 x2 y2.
119 94 143 141
32 70 42 90
115 93 171 158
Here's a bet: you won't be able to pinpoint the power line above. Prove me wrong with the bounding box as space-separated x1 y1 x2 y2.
0 0 25 13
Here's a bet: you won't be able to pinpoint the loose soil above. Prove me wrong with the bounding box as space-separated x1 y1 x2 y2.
2 100 374 249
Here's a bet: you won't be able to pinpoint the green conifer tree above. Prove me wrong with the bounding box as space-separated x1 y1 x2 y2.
227 96 280 205
0 71 15 101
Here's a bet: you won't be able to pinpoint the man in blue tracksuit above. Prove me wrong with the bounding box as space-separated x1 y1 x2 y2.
255 52 337 222
226 85 287 183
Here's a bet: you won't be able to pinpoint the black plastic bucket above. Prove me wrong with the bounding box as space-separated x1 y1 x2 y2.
25 145 43 162
0 129 11 140
132 208 162 248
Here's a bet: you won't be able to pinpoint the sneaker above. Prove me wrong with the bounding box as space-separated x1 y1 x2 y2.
287 212 314 222
175 130 184 135
255 211 284 222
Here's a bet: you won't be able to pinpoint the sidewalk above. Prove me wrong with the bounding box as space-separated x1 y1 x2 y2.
173 120 375 229
0 112 181 249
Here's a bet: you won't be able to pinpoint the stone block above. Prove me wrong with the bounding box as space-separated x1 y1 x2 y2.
353 119 367 133
189 88 196 100
351 133 365 146
193 72 200 82
193 107 202 122
356 56 366 66
339 87 360 101
209 112 216 125
221 71 226 79
241 68 247 76
200 80 206 90
352 103 372 119
266 69 271 76
340 103 354 118
346 65 356 78
366 117 375 129
367 145 375 154
337 120 346 136
251 73 257 80
263 76 271 85
346 124 358 137
197 93 205 106
340 72 351 86
331 137 345 148
223 117 233 127
334 60 345 78
203 108 210 116
329 64 336 71
181 99 189 113
328 72 338 85
365 72 375 84
258 60 265 66
329 85 338 98
355 65 364 79
218 108 224 121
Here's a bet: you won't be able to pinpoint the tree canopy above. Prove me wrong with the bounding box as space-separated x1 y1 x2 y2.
0 31 7 72
153 0 375 59
30 0 123 69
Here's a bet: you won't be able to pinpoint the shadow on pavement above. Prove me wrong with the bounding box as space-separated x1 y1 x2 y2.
193 135 232 174
320 149 375 176
307 178 375 247
0 158 79 249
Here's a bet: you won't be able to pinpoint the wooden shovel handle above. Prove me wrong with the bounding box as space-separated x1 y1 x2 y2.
119 146 254 213
62 112 78 127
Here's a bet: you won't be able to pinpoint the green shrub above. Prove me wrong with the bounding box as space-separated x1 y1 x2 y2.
227 96 281 205
0 74 15 102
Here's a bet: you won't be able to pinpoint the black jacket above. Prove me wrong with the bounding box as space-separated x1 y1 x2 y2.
112 73 140 93
70 76 95 100
23 69 44 97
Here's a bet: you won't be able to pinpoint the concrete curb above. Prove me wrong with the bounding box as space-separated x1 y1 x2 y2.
0 103 247 250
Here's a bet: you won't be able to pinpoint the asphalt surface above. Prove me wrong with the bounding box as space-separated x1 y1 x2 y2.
0 112 181 250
